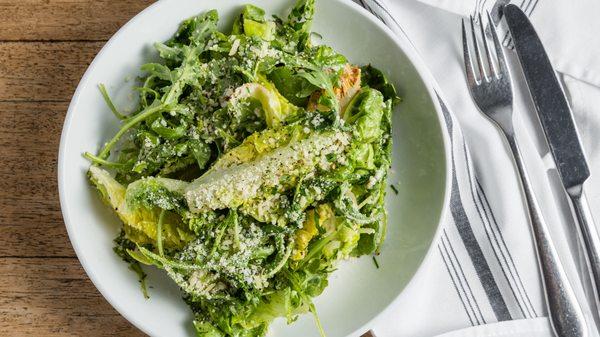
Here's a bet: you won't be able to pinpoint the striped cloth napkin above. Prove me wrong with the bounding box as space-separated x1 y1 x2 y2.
353 0 600 336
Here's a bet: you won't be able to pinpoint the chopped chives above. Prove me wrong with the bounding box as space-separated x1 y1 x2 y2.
372 256 380 269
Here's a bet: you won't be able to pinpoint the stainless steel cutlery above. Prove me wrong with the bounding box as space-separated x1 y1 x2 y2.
504 4 600 321
462 11 586 337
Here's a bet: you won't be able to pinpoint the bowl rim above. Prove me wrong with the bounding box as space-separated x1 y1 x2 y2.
57 0 452 336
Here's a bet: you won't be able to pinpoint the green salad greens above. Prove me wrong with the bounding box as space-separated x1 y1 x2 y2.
85 0 399 336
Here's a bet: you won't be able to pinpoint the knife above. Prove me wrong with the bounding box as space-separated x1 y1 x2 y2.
504 3 600 316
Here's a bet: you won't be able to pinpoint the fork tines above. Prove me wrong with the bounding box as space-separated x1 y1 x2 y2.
462 12 507 84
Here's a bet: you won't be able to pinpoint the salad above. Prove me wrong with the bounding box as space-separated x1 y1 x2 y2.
85 0 399 336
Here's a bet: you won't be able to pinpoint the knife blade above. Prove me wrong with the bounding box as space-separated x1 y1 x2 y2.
504 4 589 191
504 3 600 318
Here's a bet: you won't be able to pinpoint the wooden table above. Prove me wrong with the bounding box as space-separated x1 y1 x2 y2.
1 1 155 335
0 1 376 336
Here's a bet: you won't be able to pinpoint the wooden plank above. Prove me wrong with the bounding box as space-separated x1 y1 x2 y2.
0 212 74 258
0 0 154 41
0 101 76 257
1 2 152 336
0 101 63 195
0 41 103 101
0 257 145 336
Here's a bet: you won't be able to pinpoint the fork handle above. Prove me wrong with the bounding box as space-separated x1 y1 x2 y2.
569 188 600 318
505 133 586 337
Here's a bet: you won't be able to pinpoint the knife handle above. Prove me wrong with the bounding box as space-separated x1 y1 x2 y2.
506 134 586 337
570 188 600 316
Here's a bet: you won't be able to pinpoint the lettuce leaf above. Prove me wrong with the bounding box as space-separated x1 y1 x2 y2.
343 88 385 142
229 81 298 128
232 5 276 41
185 126 351 223
88 166 193 249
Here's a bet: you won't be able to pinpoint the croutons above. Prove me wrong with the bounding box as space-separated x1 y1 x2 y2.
307 64 361 112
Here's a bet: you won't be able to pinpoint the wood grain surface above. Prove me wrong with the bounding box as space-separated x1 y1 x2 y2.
0 1 376 336
0 1 151 336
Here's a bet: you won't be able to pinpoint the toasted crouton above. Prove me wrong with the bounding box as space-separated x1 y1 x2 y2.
307 64 361 112
336 64 361 111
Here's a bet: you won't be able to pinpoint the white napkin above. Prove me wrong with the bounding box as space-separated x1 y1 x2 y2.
435 318 551 337
352 0 600 336
411 0 600 87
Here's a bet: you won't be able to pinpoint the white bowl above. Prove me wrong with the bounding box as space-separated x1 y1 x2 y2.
58 0 450 336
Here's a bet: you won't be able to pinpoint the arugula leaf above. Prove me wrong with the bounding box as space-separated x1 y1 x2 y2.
297 65 337 110
172 10 219 46
268 67 317 106
361 64 400 104
286 0 316 50
98 84 126 120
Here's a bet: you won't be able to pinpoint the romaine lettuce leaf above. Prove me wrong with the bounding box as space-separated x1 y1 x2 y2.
185 127 351 224
210 123 304 171
291 204 335 261
229 81 298 128
232 4 276 41
88 166 193 249
343 88 385 142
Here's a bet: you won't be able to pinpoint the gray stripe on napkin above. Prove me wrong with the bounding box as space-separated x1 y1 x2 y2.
461 143 529 318
439 98 512 321
475 178 538 318
440 229 487 324
439 233 479 325
358 0 385 22
438 243 476 325
461 141 537 319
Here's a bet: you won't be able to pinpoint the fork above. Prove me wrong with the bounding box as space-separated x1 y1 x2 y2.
462 13 586 337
